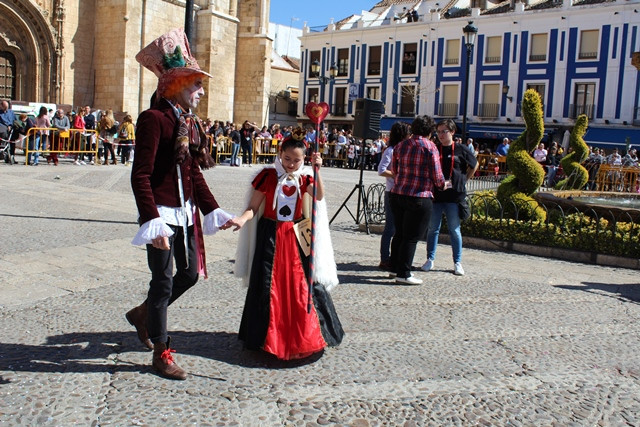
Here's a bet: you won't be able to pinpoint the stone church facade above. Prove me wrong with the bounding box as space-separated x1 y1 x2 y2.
0 0 272 124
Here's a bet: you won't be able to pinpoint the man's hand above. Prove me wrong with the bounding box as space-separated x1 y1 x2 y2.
151 236 170 250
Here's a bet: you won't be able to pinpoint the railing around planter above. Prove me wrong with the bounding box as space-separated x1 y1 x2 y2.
465 192 640 259
365 183 387 225
364 177 501 225
364 182 640 258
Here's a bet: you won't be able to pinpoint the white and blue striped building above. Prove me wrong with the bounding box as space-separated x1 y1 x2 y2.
298 0 640 148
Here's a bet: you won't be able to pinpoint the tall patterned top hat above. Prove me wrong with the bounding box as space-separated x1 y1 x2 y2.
135 28 211 96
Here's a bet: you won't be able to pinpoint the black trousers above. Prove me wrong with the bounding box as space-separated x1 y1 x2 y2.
389 193 433 279
146 225 198 344
241 141 252 165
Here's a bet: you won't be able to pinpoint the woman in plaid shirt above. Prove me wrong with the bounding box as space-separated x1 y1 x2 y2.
389 115 445 285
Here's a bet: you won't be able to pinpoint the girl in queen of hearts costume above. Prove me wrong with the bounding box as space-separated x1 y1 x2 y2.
227 128 344 360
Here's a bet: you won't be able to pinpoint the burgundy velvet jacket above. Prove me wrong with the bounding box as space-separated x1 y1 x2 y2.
131 98 219 225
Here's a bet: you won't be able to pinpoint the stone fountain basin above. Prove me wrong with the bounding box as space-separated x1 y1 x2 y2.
534 191 640 222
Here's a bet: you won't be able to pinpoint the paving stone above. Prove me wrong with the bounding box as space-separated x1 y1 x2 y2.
0 164 639 425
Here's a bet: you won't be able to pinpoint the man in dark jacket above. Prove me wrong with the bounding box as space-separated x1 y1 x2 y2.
127 28 233 380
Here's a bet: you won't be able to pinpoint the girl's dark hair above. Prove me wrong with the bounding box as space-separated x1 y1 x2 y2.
280 137 306 153
388 121 410 147
38 106 47 117
411 115 435 137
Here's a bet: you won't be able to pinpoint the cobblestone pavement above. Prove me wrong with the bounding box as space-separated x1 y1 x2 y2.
1 160 639 426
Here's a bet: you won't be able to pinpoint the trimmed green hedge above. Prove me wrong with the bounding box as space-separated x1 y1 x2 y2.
497 89 546 222
461 192 640 258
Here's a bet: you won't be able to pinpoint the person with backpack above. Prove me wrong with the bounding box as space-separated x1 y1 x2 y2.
117 115 135 165
98 109 118 165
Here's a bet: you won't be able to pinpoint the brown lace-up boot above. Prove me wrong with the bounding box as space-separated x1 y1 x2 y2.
152 337 187 380
125 302 154 350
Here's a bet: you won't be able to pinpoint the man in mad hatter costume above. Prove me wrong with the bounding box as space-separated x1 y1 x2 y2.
126 28 233 380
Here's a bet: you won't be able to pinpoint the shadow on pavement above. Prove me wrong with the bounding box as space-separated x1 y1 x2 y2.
336 261 396 286
0 331 324 376
0 213 137 225
555 282 640 304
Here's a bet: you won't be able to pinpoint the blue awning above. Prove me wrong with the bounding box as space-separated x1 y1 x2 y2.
583 126 640 149
380 117 412 132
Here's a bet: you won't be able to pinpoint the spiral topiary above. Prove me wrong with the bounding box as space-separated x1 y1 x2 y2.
496 89 546 221
555 114 589 190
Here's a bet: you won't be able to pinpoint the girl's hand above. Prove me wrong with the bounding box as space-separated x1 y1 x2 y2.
312 152 322 169
222 217 246 232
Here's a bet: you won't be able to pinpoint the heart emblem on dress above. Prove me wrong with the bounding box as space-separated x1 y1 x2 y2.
282 185 296 197
279 206 292 217
305 102 329 124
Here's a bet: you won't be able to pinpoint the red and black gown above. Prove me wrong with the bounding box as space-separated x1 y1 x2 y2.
238 168 344 360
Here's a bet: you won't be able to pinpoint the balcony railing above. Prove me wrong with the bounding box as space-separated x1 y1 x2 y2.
578 51 597 59
399 106 416 117
569 104 595 119
478 103 499 118
529 54 547 61
338 62 348 77
333 105 347 116
367 62 381 75
401 60 416 74
438 103 459 117
485 56 501 63
445 57 459 65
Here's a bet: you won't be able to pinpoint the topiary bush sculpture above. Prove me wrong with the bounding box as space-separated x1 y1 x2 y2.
496 89 546 221
555 114 589 190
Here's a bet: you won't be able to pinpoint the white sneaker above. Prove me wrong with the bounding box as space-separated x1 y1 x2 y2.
454 262 465 276
90 160 95 165
395 275 423 285
421 259 434 272
73 160 81 165
80 160 87 165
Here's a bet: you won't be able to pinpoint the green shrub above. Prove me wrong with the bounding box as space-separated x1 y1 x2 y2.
463 208 640 258
497 89 546 221
555 114 589 190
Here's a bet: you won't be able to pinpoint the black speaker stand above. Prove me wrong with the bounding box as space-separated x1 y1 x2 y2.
329 138 370 234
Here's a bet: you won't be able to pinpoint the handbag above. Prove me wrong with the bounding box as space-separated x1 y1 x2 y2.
458 197 471 221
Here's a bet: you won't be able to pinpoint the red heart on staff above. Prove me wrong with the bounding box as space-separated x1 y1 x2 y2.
305 102 329 124
282 185 296 197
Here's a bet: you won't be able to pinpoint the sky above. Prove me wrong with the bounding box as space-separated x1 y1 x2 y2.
269 0 375 29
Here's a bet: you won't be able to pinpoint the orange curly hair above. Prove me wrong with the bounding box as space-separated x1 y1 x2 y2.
159 72 206 99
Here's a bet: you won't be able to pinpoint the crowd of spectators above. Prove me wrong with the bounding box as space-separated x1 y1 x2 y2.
2 98 638 188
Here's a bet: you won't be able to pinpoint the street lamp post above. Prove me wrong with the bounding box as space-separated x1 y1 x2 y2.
184 0 195 43
310 59 337 117
311 59 338 84
461 21 478 143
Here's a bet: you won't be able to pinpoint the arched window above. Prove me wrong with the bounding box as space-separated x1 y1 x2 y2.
0 51 16 100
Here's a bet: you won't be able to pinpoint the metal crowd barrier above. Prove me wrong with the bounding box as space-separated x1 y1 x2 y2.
210 136 280 165
24 127 99 164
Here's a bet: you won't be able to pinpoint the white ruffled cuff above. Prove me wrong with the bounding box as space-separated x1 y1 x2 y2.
131 217 175 246
203 208 234 235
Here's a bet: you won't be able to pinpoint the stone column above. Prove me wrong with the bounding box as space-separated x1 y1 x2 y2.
233 0 272 126
195 2 239 122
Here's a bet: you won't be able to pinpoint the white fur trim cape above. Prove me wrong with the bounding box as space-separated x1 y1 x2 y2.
233 165 339 292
